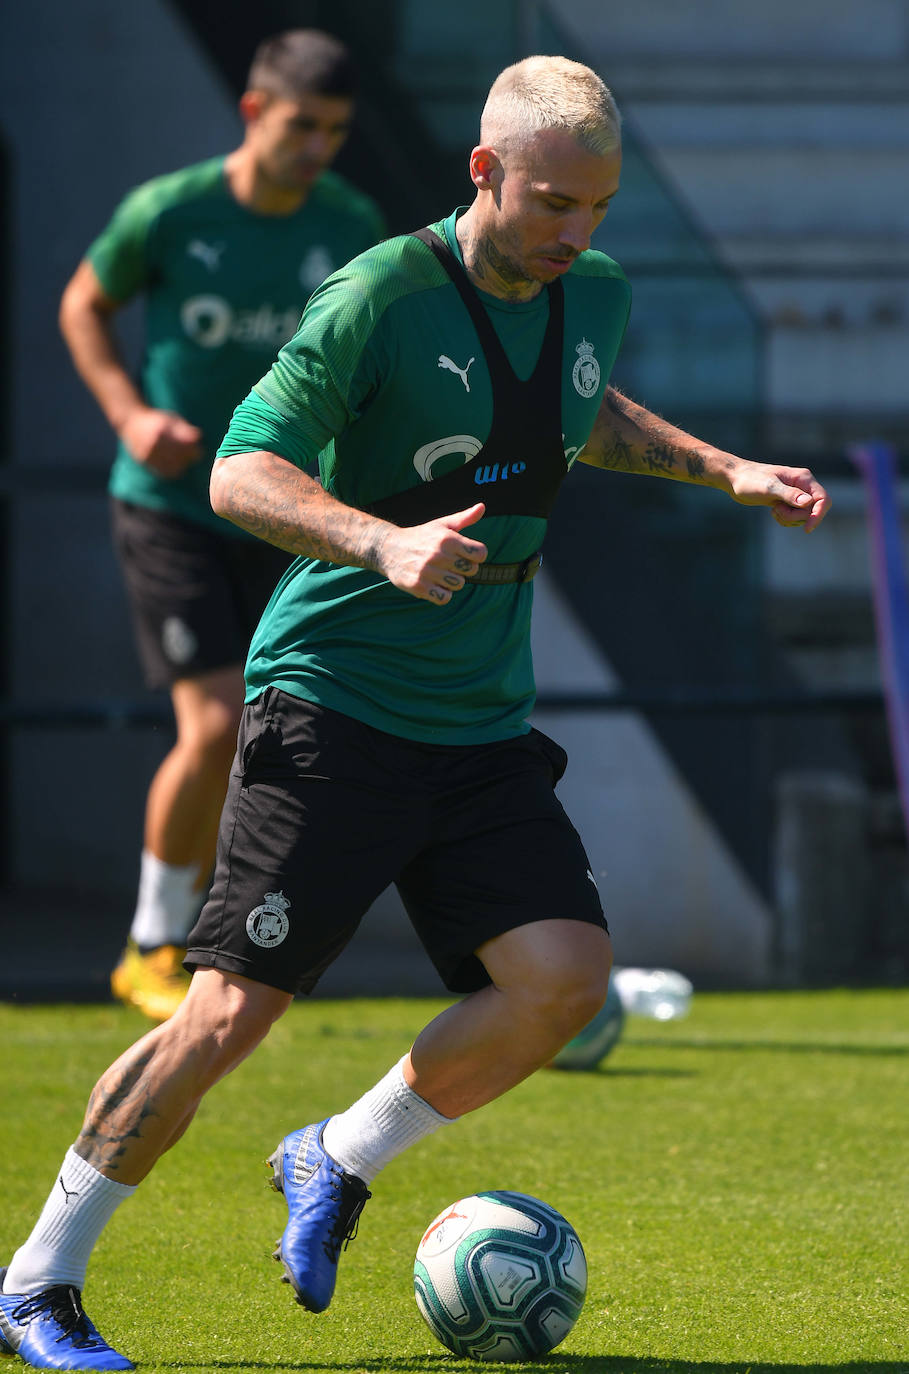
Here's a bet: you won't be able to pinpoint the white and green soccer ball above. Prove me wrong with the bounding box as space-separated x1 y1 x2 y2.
413 1190 587 1362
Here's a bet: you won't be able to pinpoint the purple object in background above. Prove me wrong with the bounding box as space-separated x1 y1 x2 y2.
848 441 909 844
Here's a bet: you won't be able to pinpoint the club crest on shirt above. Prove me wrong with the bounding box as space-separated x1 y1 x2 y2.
299 246 335 292
572 338 600 398
246 891 291 948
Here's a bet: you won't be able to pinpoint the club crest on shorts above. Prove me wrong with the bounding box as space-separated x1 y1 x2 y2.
572 338 600 398
161 616 197 665
246 891 291 948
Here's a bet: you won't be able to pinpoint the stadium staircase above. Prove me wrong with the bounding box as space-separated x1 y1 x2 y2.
387 0 909 982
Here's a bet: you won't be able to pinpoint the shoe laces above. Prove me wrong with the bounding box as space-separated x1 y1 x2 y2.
11 1285 103 1350
322 1168 371 1264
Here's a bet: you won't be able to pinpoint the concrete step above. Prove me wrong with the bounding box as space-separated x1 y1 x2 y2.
639 145 909 236
628 100 909 149
558 0 909 62
738 273 908 332
766 322 909 413
605 59 909 102
395 57 909 113
719 236 909 274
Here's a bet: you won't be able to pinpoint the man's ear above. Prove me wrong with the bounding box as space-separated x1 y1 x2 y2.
468 145 502 191
239 89 269 127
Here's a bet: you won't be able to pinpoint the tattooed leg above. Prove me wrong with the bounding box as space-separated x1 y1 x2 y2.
73 968 292 1184
75 1040 163 1174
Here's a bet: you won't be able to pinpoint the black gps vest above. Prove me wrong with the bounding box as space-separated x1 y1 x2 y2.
371 227 569 529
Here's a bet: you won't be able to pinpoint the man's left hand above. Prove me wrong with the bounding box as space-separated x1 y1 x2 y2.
728 459 831 532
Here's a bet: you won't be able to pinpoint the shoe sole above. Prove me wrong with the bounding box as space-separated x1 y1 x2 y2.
266 1142 285 1196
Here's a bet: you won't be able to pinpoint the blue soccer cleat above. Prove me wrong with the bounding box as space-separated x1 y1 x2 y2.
0 1268 134 1370
267 1121 371 1313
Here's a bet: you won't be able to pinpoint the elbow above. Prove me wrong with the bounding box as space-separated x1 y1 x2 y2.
58 267 95 341
209 455 232 517
58 281 78 343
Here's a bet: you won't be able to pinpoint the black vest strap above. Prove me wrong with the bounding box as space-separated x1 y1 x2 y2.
370 227 568 527
407 227 520 389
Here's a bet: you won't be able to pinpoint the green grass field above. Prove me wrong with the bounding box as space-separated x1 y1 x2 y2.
0 989 906 1374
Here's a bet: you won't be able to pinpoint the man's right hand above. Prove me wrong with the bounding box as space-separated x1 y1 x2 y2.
378 503 488 605
119 407 204 478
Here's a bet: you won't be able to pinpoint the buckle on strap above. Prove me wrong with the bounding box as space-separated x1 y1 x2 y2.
517 551 543 582
470 551 543 585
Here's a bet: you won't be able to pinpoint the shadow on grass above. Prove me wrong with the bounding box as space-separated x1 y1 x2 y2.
158 1358 909 1372
623 1036 908 1058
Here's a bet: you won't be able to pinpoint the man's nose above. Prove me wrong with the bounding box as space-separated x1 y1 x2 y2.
558 215 594 254
304 130 334 159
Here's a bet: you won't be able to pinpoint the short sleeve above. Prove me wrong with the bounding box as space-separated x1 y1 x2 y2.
217 391 319 472
243 267 387 463
86 184 159 302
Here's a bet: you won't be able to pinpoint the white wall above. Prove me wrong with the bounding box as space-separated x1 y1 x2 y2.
529 574 773 983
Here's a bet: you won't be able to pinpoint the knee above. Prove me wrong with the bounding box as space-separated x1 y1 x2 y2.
178 700 241 769
527 933 613 1040
173 972 289 1080
207 989 275 1049
548 967 612 1041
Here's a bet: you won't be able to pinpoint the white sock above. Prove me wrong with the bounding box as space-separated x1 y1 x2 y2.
4 1149 135 1294
321 1056 456 1185
129 850 204 949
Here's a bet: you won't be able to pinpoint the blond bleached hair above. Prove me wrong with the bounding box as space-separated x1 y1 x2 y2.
479 56 621 158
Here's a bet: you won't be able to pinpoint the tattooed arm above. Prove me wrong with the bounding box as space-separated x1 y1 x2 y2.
580 386 831 531
210 449 487 605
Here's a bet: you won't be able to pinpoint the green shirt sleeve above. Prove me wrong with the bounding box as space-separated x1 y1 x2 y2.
219 265 388 472
216 391 319 471
86 183 159 302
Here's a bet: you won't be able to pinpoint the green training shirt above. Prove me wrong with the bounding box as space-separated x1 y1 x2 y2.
88 155 385 533
218 210 631 741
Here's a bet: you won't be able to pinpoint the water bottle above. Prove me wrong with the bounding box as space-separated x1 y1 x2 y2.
611 966 693 1021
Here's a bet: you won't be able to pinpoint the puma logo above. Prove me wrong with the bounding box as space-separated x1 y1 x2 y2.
438 354 475 392
187 238 225 272
58 1176 80 1205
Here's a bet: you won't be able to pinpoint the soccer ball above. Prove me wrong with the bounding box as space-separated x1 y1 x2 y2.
549 975 626 1070
413 1190 587 1361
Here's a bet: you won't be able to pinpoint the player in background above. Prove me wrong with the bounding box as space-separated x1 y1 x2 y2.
1 55 829 1371
58 30 386 1023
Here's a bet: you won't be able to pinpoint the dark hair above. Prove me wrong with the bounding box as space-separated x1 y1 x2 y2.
246 29 357 100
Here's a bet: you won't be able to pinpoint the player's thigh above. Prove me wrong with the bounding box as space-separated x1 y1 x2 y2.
170 666 247 753
186 692 431 996
399 728 607 994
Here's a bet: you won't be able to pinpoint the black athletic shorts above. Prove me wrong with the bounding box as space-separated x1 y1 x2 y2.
111 498 293 689
185 690 608 996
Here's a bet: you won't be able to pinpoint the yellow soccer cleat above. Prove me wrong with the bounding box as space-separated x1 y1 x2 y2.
110 939 190 1022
